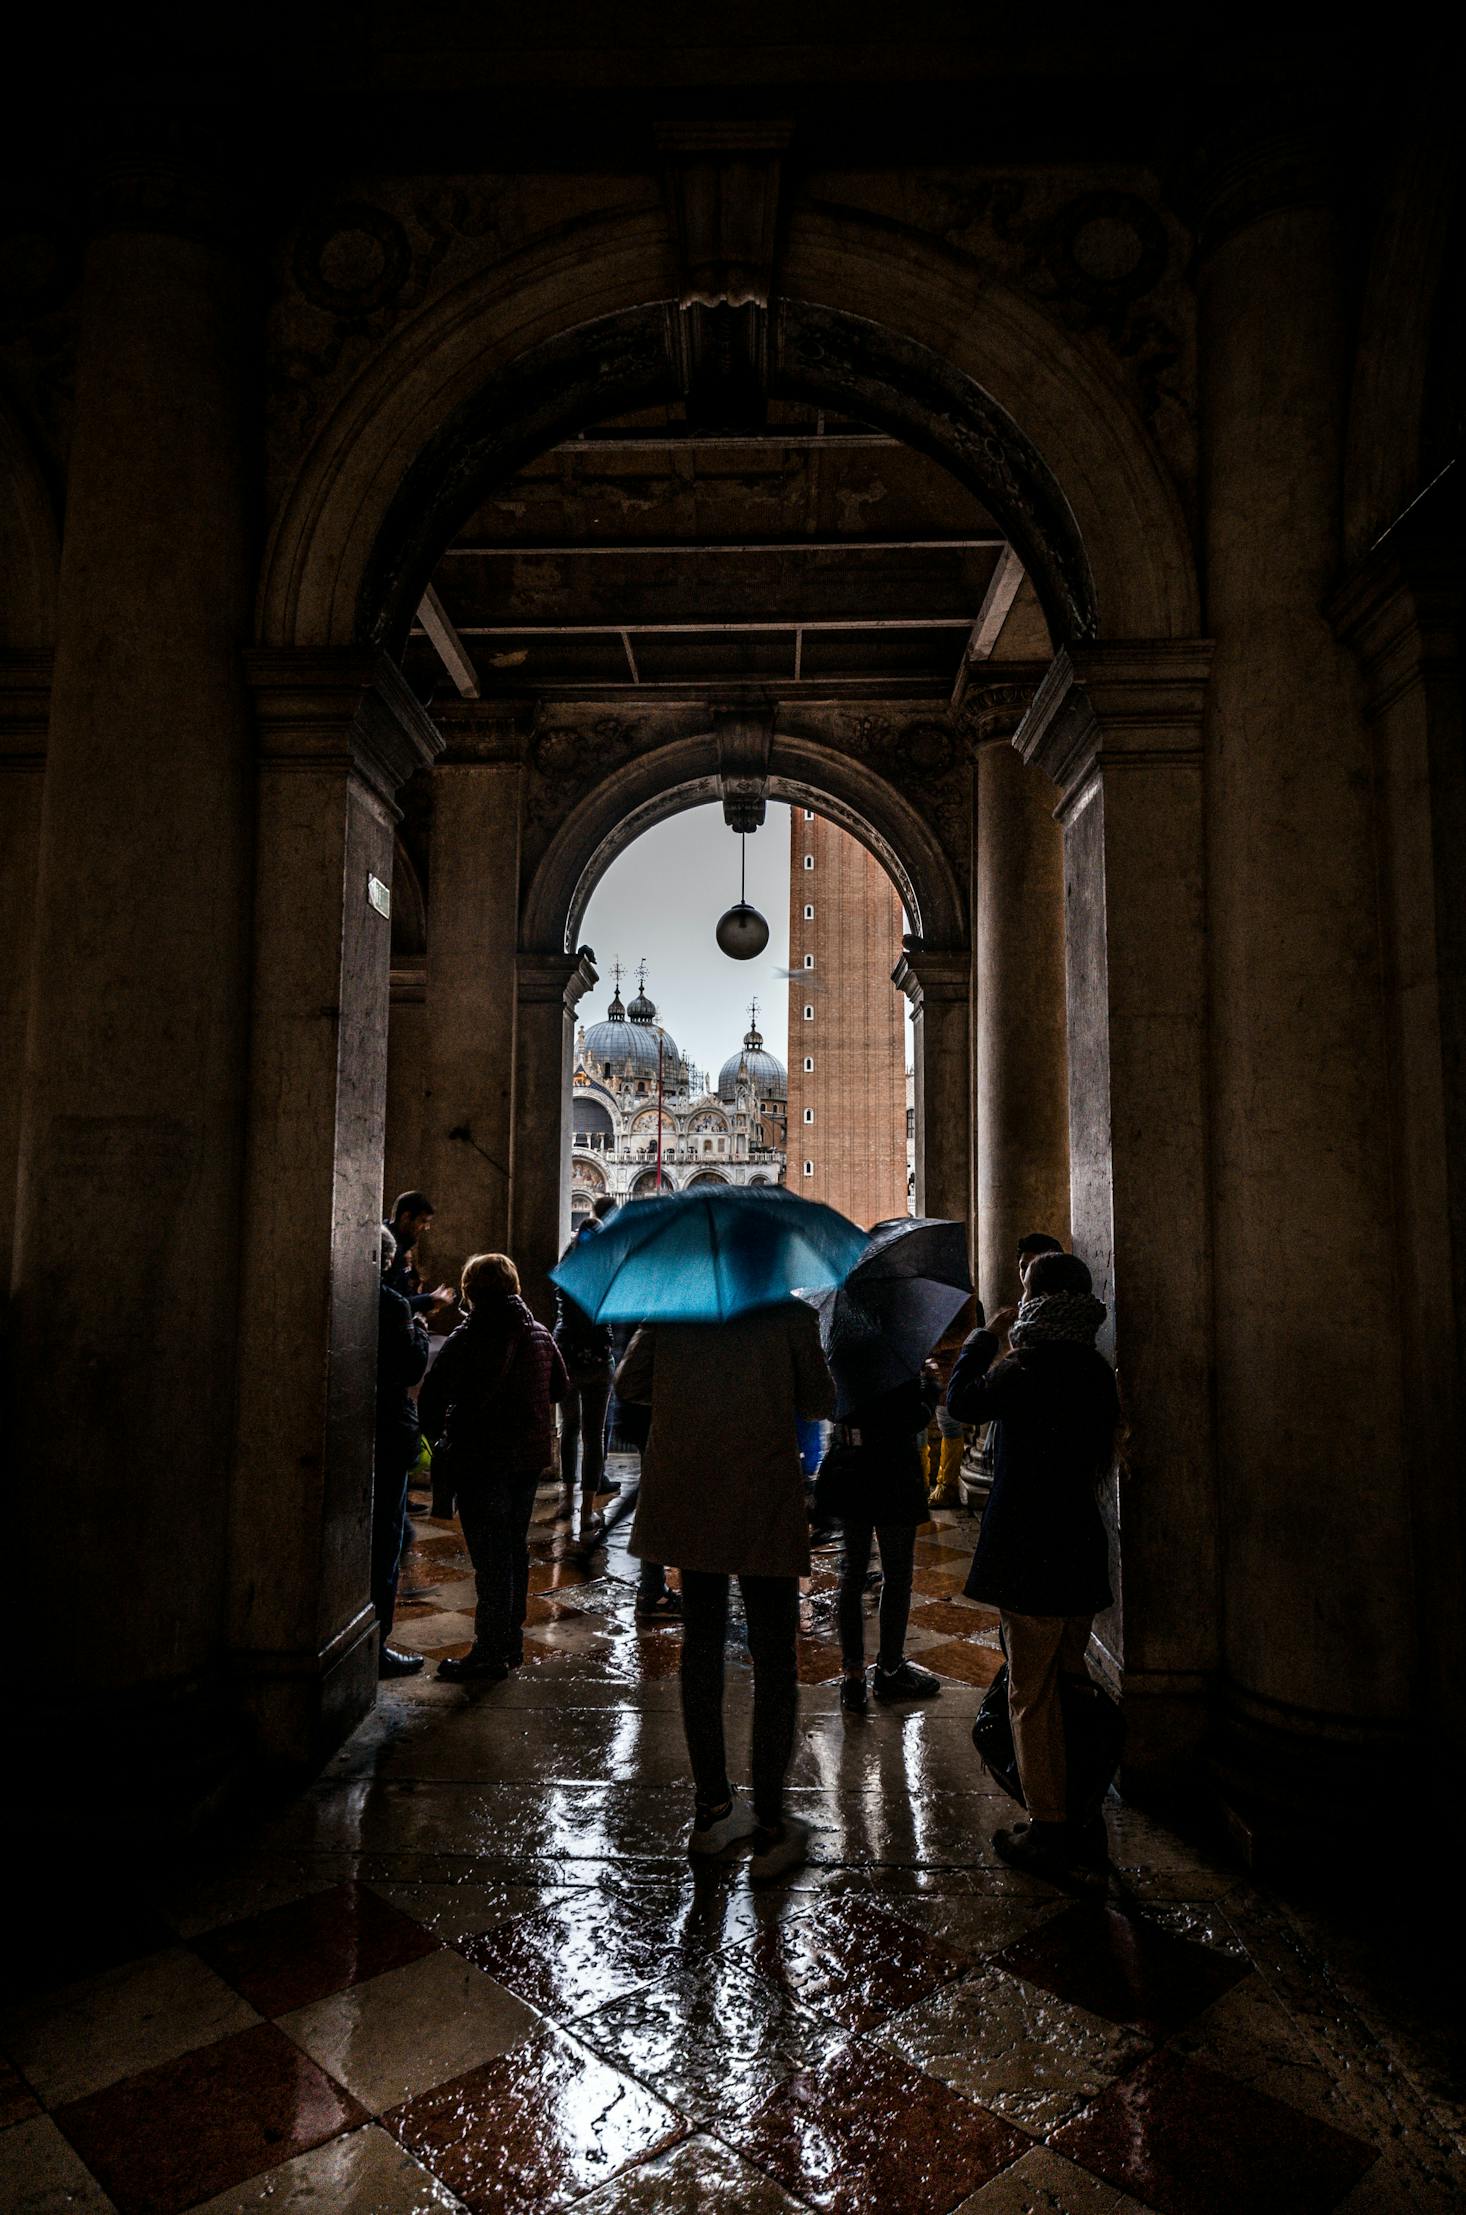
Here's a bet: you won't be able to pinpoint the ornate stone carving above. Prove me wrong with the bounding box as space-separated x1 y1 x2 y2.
1044 192 1169 308
292 203 412 318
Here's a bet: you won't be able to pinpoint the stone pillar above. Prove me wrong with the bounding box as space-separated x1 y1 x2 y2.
1018 643 1216 1772
1334 520 1465 1813
230 652 441 1772
893 946 974 1247
974 729 1071 1317
510 949 598 1320
10 162 256 1819
0 655 48 1291
384 955 428 1214
1200 126 1413 1835
422 730 524 1286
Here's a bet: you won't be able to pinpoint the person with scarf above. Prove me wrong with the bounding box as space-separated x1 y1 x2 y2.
418 1251 569 1682
947 1248 1119 1876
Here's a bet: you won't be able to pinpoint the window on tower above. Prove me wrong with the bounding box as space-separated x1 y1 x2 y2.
803 854 814 870
803 808 815 820
803 904 814 920
803 1005 814 1021
803 954 814 969
803 1107 814 1123
803 1056 813 1072
803 1160 814 1177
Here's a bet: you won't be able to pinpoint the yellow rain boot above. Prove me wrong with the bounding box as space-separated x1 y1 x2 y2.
928 1431 964 1509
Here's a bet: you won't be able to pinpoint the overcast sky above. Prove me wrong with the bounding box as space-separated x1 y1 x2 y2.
580 802 792 1083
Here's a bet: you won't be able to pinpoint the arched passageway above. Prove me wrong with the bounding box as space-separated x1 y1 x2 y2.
10 68 1457 1891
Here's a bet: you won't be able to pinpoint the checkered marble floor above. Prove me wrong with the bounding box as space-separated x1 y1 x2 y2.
2 1478 1459 2212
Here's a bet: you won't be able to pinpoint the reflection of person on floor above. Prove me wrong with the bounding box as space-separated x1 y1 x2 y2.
606 1320 681 1620
616 1300 836 1881
832 1368 944 1712
418 1252 569 1684
375 1227 431 1679
947 1249 1119 1878
554 1218 616 1544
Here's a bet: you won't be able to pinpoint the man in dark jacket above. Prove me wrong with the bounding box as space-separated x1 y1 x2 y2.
419 1251 569 1681
947 1249 1119 1875
375 1227 431 1677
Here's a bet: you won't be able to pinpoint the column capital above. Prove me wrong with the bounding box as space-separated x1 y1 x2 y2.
243 649 443 808
956 664 1050 749
516 947 599 1012
892 942 969 1010
1016 642 1213 817
432 697 532 767
0 651 52 769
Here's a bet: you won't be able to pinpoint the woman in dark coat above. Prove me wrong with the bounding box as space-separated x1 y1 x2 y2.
828 1372 943 1712
418 1251 569 1682
554 1218 616 1543
947 1249 1119 1874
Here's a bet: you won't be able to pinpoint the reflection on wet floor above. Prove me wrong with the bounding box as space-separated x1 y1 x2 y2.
1 1471 1459 2212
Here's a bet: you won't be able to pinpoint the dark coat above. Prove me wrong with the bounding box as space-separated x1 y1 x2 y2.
377 1282 429 1454
618 1302 836 1578
946 1326 1118 1616
553 1227 614 1378
829 1376 936 1527
419 1294 570 1482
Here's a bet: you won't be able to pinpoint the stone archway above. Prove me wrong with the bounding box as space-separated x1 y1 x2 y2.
243 196 1213 1784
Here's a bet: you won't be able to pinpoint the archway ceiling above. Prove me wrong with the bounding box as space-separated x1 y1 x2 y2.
402 395 1050 707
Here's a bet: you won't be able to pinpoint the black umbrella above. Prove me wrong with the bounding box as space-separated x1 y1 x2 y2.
808 1216 973 1418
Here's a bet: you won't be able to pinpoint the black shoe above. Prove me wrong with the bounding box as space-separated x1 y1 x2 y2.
636 1589 683 1620
872 1660 942 1702
596 1478 622 1497
840 1670 868 1713
379 1647 425 1678
1072 1811 1109 1866
994 1819 1073 1876
436 1649 510 1682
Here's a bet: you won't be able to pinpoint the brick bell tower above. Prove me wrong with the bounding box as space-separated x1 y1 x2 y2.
786 808 910 1228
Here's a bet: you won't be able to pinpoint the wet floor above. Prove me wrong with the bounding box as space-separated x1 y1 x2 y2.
2 1470 1460 2211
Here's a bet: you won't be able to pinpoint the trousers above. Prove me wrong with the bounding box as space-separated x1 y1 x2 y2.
560 1374 610 1498
837 1520 917 1671
680 1571 799 1828
1001 1610 1094 1824
371 1431 419 1640
456 1471 543 1664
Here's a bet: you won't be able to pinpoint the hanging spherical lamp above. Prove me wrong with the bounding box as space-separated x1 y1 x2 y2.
715 832 769 959
716 901 770 959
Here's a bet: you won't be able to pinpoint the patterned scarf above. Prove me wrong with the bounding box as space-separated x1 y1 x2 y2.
1008 1290 1107 1349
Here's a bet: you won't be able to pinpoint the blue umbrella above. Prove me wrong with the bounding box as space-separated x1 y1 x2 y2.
551 1185 866 1325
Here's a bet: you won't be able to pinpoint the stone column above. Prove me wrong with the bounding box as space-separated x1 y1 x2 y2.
10 159 256 1817
1018 643 1216 1772
0 655 48 1291
229 652 441 1772
1200 125 1413 1836
422 726 524 1286
510 948 598 1320
893 945 974 1246
974 726 1071 1317
384 955 428 1213
1334 521 1465 1810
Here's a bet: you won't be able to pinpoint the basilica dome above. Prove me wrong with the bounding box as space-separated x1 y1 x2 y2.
718 1013 787 1103
582 980 679 1077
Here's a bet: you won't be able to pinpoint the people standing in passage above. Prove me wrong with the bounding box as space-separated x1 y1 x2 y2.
374 1227 431 1678
383 1189 456 1318
1016 1229 1064 1289
555 1214 617 1544
617 1301 836 1879
833 1369 945 1712
947 1249 1119 1876
419 1252 569 1683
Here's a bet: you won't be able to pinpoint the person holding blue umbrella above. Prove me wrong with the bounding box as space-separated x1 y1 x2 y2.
556 1187 856 1880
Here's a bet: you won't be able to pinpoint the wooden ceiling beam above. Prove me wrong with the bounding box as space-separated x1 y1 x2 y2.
415 583 481 700
949 544 1026 711
439 534 1006 557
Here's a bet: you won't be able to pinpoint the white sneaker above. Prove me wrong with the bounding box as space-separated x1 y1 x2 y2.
749 1815 811 1883
688 1795 757 1857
